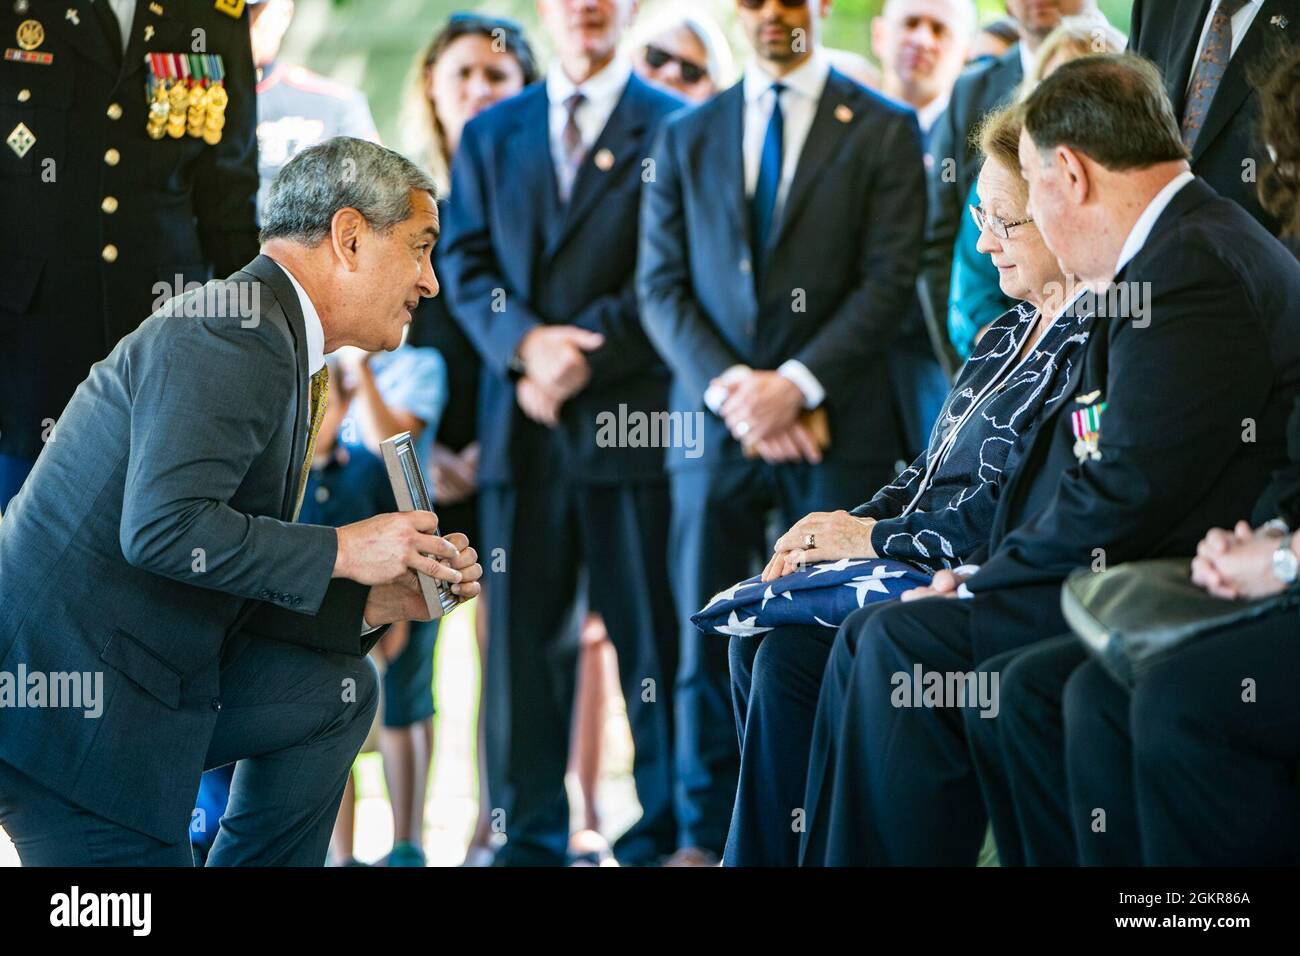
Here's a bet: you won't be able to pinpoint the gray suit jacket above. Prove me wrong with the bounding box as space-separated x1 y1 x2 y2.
0 254 379 843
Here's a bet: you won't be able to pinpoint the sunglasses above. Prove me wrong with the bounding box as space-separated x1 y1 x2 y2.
643 45 709 85
969 204 1034 240
738 0 809 9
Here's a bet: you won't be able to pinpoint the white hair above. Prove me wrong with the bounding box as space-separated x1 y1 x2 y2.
629 1 736 87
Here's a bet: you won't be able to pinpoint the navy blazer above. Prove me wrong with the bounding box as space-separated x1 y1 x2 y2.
962 178 1300 663
1131 0 1298 237
638 69 926 471
440 76 685 486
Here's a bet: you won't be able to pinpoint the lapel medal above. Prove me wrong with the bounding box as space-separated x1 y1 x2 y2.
1071 400 1105 463
594 147 614 171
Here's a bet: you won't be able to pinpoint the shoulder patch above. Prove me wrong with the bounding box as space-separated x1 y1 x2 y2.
214 0 245 19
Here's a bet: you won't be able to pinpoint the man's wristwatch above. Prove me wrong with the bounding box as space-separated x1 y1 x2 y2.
1272 540 1299 585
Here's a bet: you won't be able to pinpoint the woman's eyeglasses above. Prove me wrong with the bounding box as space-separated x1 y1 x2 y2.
969 204 1034 240
643 45 709 85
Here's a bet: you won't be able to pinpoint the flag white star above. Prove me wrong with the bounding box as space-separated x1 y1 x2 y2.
700 579 759 612
843 565 909 606
713 610 774 637
807 557 870 577
760 584 794 610
813 616 837 628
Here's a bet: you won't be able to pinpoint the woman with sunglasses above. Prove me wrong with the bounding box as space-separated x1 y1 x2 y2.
632 4 734 102
394 13 538 867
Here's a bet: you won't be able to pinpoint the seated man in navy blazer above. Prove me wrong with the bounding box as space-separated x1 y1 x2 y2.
796 55 1300 866
638 0 926 863
440 0 685 867
0 138 483 866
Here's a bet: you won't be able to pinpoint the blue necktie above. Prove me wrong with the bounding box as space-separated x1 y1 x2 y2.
751 82 785 263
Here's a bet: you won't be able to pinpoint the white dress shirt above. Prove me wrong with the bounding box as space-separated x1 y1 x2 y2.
1113 170 1195 276
273 259 326 375
742 49 831 210
1186 0 1265 93
546 55 633 194
1018 40 1035 80
103 0 138 53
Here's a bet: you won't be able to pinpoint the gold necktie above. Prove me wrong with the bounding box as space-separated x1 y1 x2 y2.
292 366 330 521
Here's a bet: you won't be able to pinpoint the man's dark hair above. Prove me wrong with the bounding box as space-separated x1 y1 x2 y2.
1022 53 1190 171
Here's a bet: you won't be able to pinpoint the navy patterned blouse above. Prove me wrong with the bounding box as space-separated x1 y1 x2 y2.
852 299 1094 571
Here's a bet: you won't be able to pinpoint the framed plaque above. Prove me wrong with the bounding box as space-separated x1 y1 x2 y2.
379 431 459 620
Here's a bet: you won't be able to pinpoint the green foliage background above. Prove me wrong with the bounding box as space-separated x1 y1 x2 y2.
284 0 1134 148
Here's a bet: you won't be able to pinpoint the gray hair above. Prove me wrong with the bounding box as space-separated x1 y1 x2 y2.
260 137 438 245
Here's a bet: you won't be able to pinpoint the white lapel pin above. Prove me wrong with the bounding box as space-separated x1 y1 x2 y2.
65 7 79 25
1272 15 1289 29
594 147 614 171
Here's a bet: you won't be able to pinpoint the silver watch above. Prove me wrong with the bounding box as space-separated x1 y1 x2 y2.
1272 542 1299 585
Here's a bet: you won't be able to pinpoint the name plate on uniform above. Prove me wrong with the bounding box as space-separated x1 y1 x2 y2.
379 432 458 620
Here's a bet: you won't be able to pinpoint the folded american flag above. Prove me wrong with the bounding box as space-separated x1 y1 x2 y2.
691 558 932 636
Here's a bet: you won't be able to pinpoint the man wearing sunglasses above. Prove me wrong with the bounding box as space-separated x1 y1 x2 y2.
639 0 926 866
441 0 686 868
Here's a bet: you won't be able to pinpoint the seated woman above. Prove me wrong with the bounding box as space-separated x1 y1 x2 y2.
718 103 1096 866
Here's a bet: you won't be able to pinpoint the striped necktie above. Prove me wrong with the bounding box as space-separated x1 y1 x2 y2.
1181 0 1249 152
292 366 330 521
558 91 586 203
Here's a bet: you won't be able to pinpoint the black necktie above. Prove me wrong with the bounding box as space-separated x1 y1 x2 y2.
93 0 124 68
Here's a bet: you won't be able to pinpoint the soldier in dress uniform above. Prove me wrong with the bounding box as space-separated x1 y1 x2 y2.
247 0 377 215
0 0 259 511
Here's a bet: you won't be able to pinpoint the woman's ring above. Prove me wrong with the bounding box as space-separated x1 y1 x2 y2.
803 533 816 549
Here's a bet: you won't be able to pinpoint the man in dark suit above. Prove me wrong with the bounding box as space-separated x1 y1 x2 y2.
638 0 926 864
1130 0 1298 237
0 138 483 866
919 0 1094 373
0 0 261 512
440 0 684 867
797 55 1300 866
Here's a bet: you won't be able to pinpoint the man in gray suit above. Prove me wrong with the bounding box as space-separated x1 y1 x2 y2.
0 137 482 866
